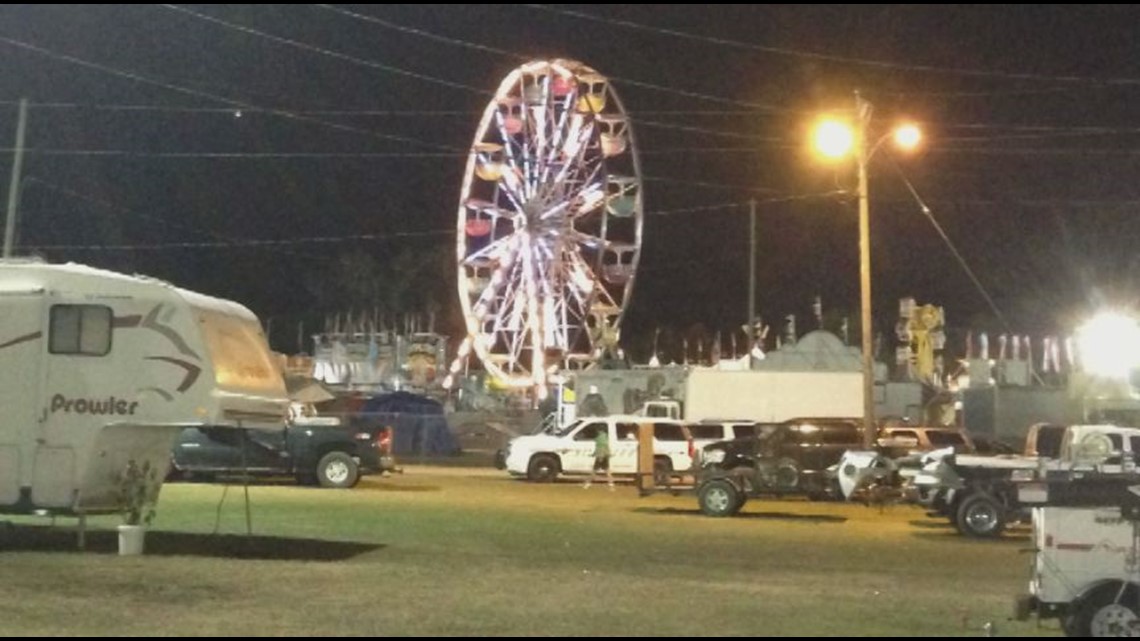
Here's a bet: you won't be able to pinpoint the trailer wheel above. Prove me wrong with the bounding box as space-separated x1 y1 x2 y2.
698 479 741 517
1070 583 1140 637
526 454 560 483
955 493 1006 538
316 451 360 489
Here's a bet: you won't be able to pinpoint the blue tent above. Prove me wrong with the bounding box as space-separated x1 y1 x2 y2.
354 392 459 456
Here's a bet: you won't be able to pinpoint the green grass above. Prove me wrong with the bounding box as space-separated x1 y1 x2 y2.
0 467 1061 636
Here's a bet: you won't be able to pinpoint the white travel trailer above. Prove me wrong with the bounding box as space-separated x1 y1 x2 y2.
0 259 290 516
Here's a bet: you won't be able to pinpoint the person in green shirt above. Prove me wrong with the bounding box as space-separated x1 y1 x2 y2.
584 427 614 490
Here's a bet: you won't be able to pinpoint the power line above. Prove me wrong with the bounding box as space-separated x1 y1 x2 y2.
0 100 475 116
13 98 1140 141
0 148 462 159
312 3 790 113
523 4 1140 88
19 176 338 266
0 35 461 152
161 4 489 96
27 199 808 252
13 144 1140 159
642 175 783 196
30 228 454 252
889 160 1013 335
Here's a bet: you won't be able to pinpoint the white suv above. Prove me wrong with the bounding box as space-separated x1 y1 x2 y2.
686 420 763 464
501 415 694 482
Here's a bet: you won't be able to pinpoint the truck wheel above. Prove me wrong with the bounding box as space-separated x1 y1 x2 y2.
316 451 360 489
653 458 673 487
526 454 559 482
775 458 800 491
955 493 1005 538
1071 583 1140 637
698 479 741 517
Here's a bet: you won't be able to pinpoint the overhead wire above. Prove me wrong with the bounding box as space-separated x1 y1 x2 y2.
523 4 1140 87
311 3 792 113
27 198 839 252
0 35 461 152
888 159 1013 334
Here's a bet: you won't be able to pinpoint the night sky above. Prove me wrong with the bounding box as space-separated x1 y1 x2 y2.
3 5 1140 362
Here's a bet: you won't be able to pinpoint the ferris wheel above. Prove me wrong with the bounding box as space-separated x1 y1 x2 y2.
447 59 643 391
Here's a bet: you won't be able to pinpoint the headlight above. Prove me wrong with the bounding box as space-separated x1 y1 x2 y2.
703 450 725 464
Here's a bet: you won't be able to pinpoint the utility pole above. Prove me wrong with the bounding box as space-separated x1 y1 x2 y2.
855 92 876 450
747 198 756 330
3 98 28 258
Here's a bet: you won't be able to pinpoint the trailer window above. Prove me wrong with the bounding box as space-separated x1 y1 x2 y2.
49 304 112 356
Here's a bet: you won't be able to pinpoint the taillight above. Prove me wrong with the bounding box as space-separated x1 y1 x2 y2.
378 431 393 455
688 440 695 459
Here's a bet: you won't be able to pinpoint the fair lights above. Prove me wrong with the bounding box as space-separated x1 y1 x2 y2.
1076 311 1140 380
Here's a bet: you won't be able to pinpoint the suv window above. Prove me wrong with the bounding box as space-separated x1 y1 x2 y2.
654 423 689 441
733 424 758 438
616 423 639 441
821 424 860 445
689 424 726 440
574 422 606 441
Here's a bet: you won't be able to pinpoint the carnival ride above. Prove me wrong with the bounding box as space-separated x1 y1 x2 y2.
444 59 643 392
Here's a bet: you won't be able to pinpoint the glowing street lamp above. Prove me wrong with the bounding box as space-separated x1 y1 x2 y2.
812 92 922 449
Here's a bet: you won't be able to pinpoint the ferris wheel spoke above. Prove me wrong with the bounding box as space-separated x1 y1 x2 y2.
460 231 524 268
540 96 576 185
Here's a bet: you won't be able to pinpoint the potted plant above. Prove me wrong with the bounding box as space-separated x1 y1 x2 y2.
116 459 159 556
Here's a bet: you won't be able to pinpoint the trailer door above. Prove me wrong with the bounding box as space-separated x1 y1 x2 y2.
0 290 45 507
34 302 113 507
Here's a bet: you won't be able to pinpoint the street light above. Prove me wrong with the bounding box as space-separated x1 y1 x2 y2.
812 92 921 449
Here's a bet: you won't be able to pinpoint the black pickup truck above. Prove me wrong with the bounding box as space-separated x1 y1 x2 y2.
169 420 393 488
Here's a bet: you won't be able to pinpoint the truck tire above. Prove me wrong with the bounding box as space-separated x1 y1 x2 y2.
955 492 1006 538
526 454 560 482
316 451 360 489
698 479 742 517
774 458 800 491
1069 582 1140 637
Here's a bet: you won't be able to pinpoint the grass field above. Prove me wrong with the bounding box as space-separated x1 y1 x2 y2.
0 465 1062 637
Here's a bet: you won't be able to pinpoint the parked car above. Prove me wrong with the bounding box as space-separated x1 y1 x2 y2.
498 415 695 483
169 420 392 489
876 425 977 459
686 420 763 464
696 417 864 516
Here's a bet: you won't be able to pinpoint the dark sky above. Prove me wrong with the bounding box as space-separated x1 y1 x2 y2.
2 4 1140 359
